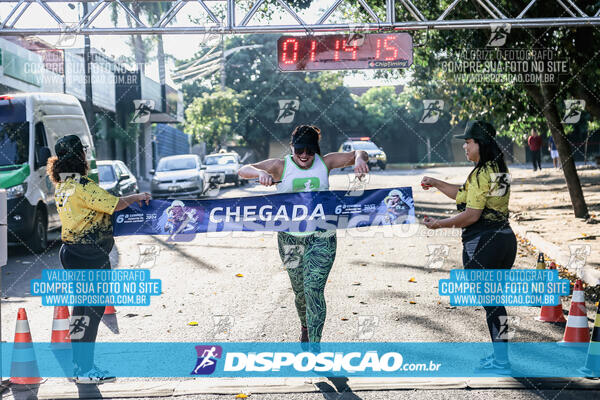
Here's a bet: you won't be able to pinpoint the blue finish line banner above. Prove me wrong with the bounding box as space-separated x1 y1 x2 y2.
2 342 594 378
113 187 415 237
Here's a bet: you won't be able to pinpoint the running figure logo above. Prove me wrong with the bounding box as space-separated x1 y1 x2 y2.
212 315 234 340
420 100 444 124
562 99 585 124
69 316 90 340
191 345 223 375
426 245 449 269
136 244 161 268
567 244 591 278
54 22 78 48
132 100 155 123
357 316 379 340
292 177 320 192
489 173 511 197
275 100 300 124
487 23 511 47
496 316 520 340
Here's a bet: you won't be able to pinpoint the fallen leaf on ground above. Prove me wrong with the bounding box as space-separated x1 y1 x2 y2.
360 263 367 266
124 313 138 318
235 394 249 398
235 273 244 277
408 277 416 283
409 301 417 304
341 317 349 321
188 321 198 326
352 282 361 286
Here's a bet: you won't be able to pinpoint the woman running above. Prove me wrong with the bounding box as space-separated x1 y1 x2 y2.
420 121 516 374
238 125 369 342
47 134 151 384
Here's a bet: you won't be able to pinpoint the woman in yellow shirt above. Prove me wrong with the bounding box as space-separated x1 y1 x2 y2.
47 135 150 384
421 121 516 375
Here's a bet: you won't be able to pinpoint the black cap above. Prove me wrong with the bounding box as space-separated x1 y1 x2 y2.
291 125 320 146
55 135 86 159
455 120 496 142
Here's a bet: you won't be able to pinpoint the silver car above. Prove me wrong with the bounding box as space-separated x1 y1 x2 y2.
98 160 139 196
204 152 248 186
150 154 208 199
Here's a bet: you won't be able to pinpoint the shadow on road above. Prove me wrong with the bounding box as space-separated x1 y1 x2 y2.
315 376 362 400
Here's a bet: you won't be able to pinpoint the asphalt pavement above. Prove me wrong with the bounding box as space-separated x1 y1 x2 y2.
1 167 598 399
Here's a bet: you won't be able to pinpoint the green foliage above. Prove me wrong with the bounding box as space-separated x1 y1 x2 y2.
184 89 247 152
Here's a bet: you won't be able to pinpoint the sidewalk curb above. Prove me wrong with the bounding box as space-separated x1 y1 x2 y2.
511 221 600 287
4 377 599 399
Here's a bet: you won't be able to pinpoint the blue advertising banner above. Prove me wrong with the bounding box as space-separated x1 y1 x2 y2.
113 187 415 237
2 342 594 378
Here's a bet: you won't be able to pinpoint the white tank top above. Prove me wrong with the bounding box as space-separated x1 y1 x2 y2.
277 153 329 194
277 153 330 236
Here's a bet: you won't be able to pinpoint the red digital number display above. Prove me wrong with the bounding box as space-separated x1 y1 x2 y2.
277 33 413 72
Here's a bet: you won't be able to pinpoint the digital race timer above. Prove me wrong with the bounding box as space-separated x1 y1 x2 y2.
277 33 413 72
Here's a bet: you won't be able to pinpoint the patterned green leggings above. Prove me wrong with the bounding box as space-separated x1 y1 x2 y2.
277 231 337 342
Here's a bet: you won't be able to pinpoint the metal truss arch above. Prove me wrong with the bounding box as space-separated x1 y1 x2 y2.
0 0 599 35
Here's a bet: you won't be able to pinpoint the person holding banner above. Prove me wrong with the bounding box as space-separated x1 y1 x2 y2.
421 121 516 374
238 125 369 343
47 135 151 384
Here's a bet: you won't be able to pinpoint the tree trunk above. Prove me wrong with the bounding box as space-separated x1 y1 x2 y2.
157 34 167 112
129 3 146 75
525 83 589 218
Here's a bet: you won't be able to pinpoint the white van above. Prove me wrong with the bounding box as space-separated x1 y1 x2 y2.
0 93 97 252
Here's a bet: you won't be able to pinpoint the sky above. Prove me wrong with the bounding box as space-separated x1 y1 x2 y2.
0 0 408 88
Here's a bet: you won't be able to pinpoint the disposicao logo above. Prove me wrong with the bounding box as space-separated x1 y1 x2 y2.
191 345 223 375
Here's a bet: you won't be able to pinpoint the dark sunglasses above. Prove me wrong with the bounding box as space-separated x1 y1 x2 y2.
293 145 317 156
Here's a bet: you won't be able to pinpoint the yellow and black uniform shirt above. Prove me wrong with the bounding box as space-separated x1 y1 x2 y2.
55 175 119 245
456 162 510 238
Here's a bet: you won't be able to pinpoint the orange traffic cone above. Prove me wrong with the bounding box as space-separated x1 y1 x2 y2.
580 303 600 377
10 308 42 384
559 280 590 345
535 263 566 323
104 305 116 315
50 306 71 346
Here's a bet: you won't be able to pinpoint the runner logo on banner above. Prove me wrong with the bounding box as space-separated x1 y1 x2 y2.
113 187 416 237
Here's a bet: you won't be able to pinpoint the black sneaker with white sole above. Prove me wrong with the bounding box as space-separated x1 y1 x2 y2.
72 365 116 384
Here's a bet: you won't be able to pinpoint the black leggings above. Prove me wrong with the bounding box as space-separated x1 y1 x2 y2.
462 227 517 362
531 150 542 171
59 242 112 371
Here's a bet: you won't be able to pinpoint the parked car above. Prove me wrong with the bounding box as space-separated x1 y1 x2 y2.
150 154 208 199
0 93 98 253
98 160 139 196
204 152 248 186
339 137 387 170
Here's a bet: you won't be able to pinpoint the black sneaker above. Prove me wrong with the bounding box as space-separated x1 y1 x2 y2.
474 358 511 375
72 365 116 384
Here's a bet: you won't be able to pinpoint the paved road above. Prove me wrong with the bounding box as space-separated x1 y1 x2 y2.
1 167 598 399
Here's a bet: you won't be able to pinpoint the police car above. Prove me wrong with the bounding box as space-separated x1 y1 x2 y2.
339 137 387 170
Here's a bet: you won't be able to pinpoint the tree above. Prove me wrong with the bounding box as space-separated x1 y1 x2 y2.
184 89 247 151
180 34 369 159
357 0 591 217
